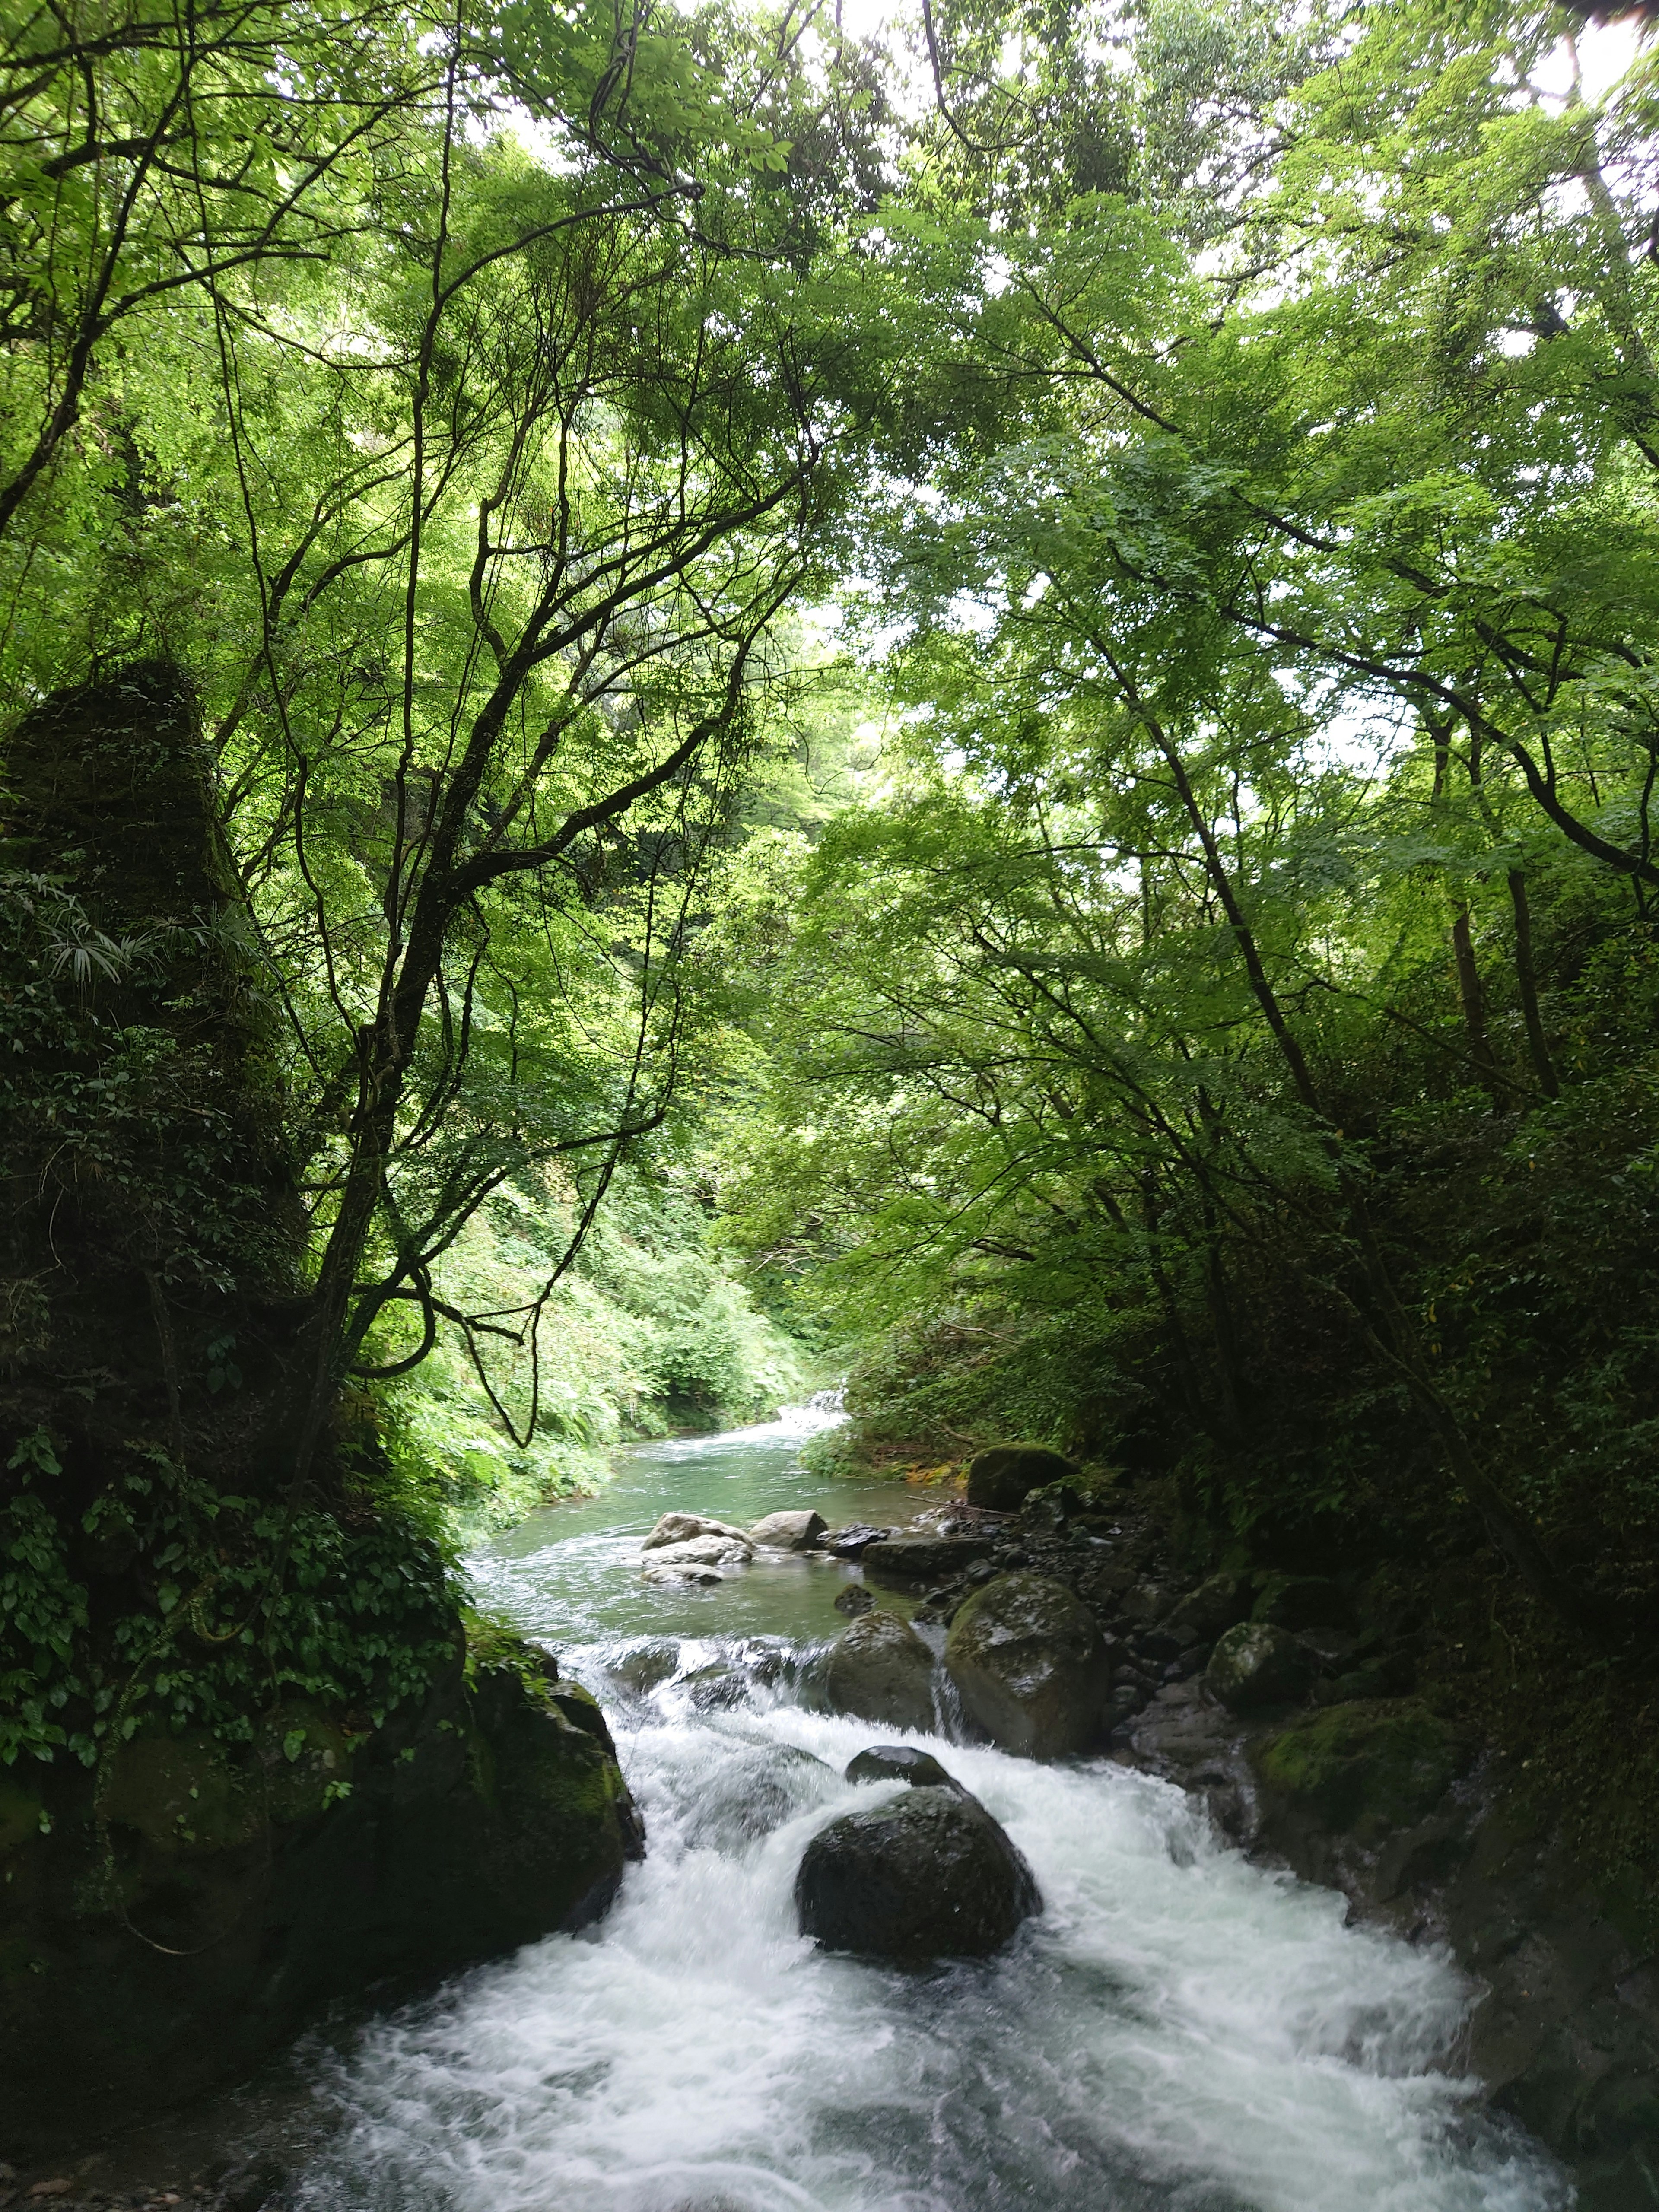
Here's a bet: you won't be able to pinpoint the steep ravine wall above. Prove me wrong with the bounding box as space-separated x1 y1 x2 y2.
0 666 642 2158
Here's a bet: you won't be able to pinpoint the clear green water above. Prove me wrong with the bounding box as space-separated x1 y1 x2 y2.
466 1405 936 1647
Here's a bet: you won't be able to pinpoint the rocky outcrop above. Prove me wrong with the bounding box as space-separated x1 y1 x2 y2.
795 1752 1040 1959
945 1572 1110 1757
0 669 644 2160
1125 1659 1659 2212
824 1610 937 1733
0 1641 642 2160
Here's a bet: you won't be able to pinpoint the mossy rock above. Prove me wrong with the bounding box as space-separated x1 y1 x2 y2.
101 1732 264 1856
964 1444 1077 1513
1205 1621 1315 1712
255 1703 358 1825
1252 1702 1462 1840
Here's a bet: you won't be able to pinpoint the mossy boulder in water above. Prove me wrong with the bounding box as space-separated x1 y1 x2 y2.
796 1769 1041 1959
945 1572 1111 1758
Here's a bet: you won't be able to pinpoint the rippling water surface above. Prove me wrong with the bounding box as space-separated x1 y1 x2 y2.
299 1412 1571 2212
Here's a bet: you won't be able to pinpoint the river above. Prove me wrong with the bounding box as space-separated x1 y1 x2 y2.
293 1408 1571 2212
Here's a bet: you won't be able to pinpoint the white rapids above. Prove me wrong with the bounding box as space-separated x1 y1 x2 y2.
296 1668 1568 2212
294 1414 1569 2212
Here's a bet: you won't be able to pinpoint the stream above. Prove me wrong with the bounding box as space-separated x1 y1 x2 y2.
295 1408 1572 2212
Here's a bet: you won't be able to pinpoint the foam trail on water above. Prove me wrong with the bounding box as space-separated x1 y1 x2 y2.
297 1643 1569 2212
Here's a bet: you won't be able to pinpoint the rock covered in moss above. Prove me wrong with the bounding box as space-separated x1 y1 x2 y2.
1204 1621 1316 1713
824 1609 938 1733
964 1444 1077 1513
945 1572 1111 1758
0 1636 642 2159
1252 1701 1462 1840
796 1771 1041 1959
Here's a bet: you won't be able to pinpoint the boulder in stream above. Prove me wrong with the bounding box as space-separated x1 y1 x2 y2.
643 1532 753 1569
796 1762 1041 1959
642 1512 751 1551
748 1509 827 1551
844 1744 957 1788
945 1571 1112 1758
825 1609 938 1732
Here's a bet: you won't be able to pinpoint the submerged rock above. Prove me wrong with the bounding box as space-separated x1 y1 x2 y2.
748 1509 827 1551
642 1512 751 1551
824 1609 937 1733
945 1572 1111 1758
796 1769 1041 1959
833 1583 875 1617
1204 1621 1316 1712
964 1444 1077 1513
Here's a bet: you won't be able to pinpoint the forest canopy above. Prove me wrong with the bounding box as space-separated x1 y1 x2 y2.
3 0 1658 1777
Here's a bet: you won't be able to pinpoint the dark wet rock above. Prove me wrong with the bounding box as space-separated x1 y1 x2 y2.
642 1512 750 1551
214 2158 286 2212
604 1639 683 1696
945 1572 1112 1758
1017 1484 1086 1534
833 1583 875 1618
824 1610 937 1733
1166 1572 1253 1640
861 1534 997 1586
844 1745 958 1789
964 1443 1077 1513
747 1510 827 1551
1204 1621 1316 1713
1120 1582 1172 1624
795 1780 1041 1959
823 1522 890 1559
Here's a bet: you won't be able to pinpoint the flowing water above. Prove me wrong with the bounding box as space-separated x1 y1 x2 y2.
297 1409 1572 2212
